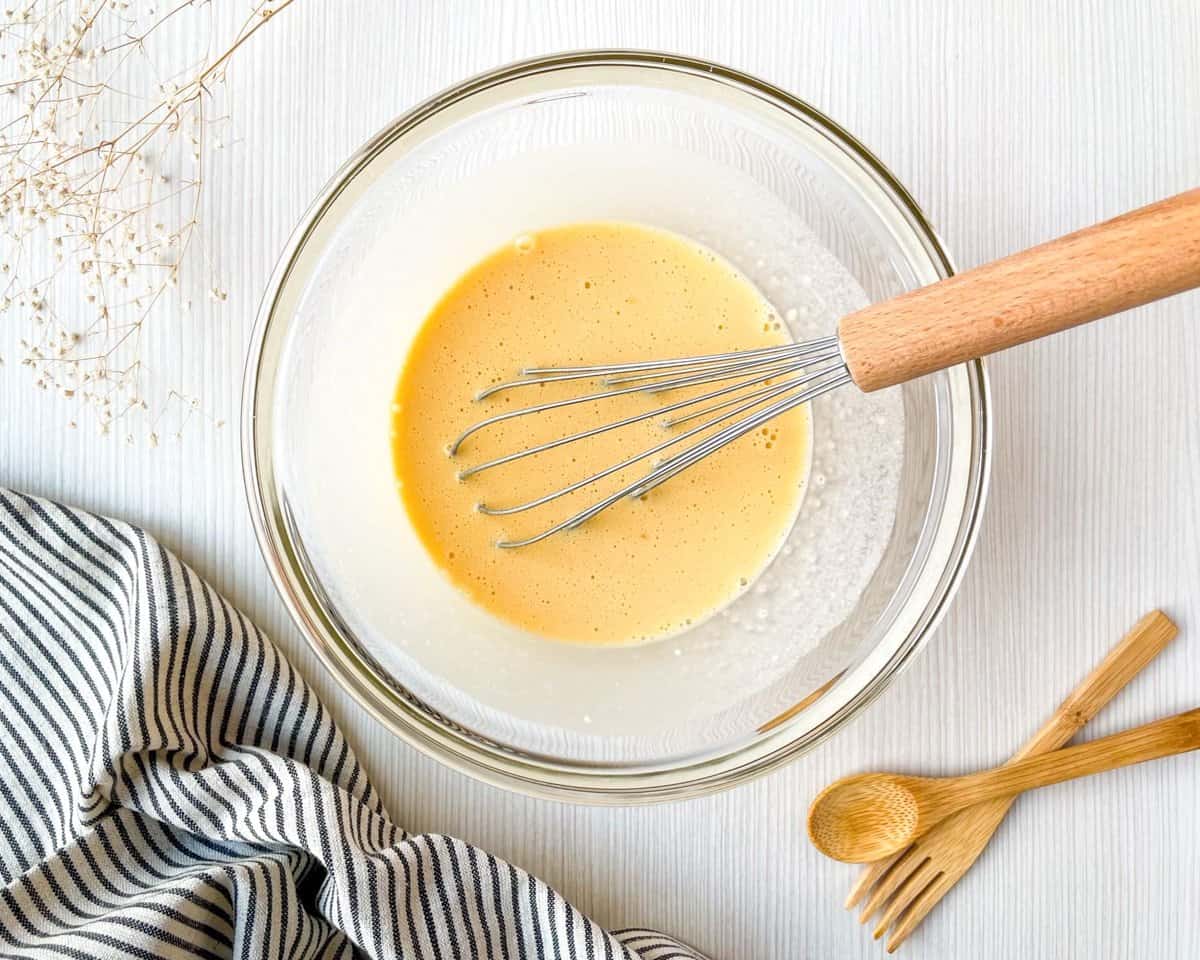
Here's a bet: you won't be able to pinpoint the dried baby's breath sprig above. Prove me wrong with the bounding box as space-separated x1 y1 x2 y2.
0 0 295 437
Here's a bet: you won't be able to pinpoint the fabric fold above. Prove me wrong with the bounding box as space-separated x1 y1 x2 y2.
0 489 703 960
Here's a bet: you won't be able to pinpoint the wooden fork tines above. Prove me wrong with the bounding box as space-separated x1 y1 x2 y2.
846 797 1014 948
846 610 1177 951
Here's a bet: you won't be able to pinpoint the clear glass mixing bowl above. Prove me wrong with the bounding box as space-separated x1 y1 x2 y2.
242 51 990 803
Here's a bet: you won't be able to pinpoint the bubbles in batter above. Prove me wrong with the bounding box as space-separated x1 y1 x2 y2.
391 222 812 645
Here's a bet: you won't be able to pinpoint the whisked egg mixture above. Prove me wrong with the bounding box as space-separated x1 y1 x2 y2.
392 222 812 646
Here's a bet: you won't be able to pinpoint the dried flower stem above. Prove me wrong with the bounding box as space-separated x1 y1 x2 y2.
1 0 295 438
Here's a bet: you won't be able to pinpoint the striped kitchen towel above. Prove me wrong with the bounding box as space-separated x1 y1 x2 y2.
0 488 704 959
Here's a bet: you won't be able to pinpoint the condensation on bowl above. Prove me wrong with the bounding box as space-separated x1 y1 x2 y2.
276 91 905 762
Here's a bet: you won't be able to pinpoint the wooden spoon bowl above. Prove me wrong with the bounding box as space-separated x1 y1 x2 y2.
809 706 1200 863
808 774 923 862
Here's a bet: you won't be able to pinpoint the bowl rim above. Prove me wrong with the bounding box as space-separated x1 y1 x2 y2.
241 48 991 804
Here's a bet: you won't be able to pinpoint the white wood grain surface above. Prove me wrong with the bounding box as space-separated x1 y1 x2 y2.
4 1 1200 956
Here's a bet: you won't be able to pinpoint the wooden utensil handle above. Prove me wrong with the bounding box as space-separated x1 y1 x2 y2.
838 189 1200 391
953 707 1200 807
1011 610 1178 761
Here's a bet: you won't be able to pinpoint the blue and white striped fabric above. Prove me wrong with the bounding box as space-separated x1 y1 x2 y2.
0 489 703 959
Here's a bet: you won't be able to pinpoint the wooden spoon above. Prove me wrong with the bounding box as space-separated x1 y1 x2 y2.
809 706 1200 862
846 609 1179 950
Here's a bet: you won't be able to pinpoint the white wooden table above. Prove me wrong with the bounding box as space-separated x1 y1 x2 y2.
4 2 1199 956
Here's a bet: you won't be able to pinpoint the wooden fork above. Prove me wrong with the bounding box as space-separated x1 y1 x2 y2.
845 610 1178 950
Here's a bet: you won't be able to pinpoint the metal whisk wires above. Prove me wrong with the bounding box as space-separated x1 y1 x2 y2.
449 336 850 547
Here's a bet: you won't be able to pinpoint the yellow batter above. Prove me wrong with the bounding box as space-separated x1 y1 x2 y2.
392 222 811 645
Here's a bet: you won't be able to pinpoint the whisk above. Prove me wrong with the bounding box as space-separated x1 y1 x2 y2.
451 189 1200 547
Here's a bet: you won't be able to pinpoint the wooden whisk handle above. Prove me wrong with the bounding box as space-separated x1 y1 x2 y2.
838 188 1200 391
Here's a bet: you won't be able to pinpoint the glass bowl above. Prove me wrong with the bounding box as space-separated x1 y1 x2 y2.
242 51 990 803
